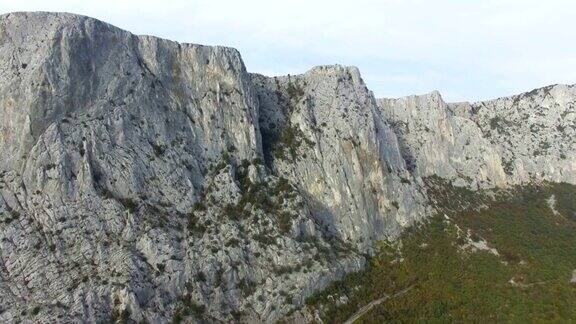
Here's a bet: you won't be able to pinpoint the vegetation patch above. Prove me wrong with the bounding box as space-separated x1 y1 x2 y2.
228 166 299 233
306 182 576 323
488 116 510 135
263 124 315 162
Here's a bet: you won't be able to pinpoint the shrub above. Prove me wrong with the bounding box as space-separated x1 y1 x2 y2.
253 233 276 245
192 202 206 212
225 238 241 247
189 302 205 317
273 125 314 160
30 306 40 315
119 198 138 213
187 214 206 235
286 82 305 102
239 279 256 296
278 211 293 233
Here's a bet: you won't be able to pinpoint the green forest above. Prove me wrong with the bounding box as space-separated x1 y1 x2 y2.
306 182 576 323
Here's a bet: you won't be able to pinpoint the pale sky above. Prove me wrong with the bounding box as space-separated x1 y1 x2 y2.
1 0 576 102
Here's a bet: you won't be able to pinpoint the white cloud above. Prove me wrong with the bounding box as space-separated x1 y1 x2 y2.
1 0 575 101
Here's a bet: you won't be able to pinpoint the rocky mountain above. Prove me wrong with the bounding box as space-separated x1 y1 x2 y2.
251 67 427 249
378 85 576 189
0 12 574 323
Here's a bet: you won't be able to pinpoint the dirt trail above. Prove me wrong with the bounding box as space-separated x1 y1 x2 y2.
343 285 414 324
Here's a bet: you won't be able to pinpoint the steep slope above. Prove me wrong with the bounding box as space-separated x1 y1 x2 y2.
379 92 507 189
469 85 576 185
0 11 575 324
0 12 364 323
252 66 428 250
378 85 576 188
305 182 576 323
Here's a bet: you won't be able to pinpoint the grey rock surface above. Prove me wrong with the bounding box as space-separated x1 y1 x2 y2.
0 12 363 323
251 66 428 250
378 85 576 188
0 11 575 323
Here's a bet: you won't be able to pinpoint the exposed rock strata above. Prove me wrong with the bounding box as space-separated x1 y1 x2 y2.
0 11 574 323
378 85 576 189
0 12 363 323
252 67 428 249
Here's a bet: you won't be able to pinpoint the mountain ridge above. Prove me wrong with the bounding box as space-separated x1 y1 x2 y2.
0 11 574 323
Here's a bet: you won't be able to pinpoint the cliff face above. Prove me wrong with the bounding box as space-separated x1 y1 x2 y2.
0 11 575 324
378 92 508 188
0 12 364 323
378 85 576 189
252 66 428 250
470 85 576 185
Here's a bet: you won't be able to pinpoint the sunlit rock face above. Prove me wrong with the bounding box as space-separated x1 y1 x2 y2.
1 11 575 324
252 67 428 250
0 12 364 323
378 85 576 189
468 85 576 186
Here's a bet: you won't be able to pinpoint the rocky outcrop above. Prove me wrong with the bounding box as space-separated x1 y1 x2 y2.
378 92 508 189
378 85 576 189
0 11 575 324
252 66 428 249
469 85 576 185
0 12 364 323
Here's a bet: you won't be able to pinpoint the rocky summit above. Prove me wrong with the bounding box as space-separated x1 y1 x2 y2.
0 12 574 323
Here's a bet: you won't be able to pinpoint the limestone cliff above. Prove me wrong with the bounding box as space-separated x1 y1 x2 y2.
378 85 576 189
0 11 574 323
0 12 363 323
252 66 427 250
